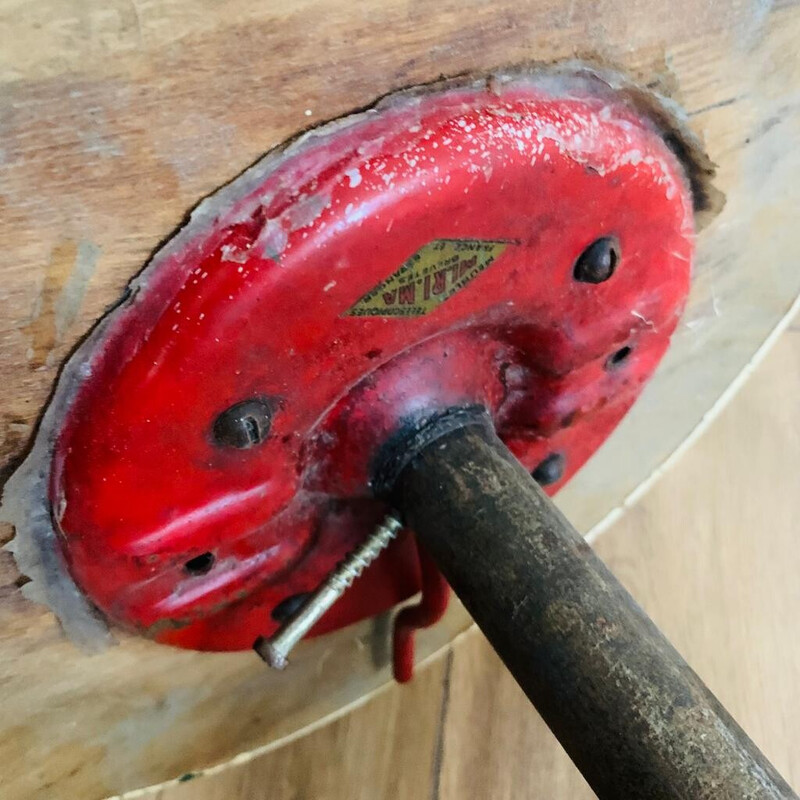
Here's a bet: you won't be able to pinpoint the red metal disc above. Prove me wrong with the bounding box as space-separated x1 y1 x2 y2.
51 74 694 651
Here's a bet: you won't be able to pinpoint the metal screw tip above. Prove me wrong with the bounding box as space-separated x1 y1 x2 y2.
255 638 289 669
254 514 402 670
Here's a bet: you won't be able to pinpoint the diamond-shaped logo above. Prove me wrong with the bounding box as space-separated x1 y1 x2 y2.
344 238 511 318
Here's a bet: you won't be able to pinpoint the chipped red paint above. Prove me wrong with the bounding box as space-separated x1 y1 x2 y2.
50 77 693 652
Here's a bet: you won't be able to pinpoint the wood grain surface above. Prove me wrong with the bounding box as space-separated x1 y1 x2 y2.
2 1 800 797
155 322 800 799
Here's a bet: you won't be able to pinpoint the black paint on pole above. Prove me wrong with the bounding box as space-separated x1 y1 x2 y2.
383 412 796 800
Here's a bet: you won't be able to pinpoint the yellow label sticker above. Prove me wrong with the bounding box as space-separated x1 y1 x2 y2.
345 238 512 318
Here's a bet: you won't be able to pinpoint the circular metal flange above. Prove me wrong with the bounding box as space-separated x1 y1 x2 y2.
48 75 693 650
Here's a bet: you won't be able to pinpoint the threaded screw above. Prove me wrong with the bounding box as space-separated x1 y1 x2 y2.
254 515 403 669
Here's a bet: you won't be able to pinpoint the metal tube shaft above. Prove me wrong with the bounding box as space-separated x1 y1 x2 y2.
388 417 796 800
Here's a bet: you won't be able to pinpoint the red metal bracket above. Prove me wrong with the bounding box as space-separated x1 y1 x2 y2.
393 541 451 683
47 73 694 667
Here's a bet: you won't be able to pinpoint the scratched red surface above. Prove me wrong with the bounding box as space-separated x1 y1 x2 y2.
51 80 694 650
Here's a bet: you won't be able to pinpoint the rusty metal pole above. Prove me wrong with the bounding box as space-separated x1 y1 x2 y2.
381 411 797 800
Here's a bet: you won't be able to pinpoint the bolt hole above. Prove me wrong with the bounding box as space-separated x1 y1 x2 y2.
213 398 272 449
573 236 620 284
271 592 312 623
365 349 382 360
242 415 260 444
606 345 633 370
560 410 577 428
184 552 215 575
532 452 566 486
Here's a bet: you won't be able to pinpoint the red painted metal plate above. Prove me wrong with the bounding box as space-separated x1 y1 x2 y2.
51 75 693 650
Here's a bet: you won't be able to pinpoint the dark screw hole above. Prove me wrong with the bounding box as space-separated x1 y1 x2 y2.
184 552 215 575
213 398 273 449
573 236 620 284
271 592 312 623
243 415 260 443
532 452 566 486
560 410 577 428
606 345 633 370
